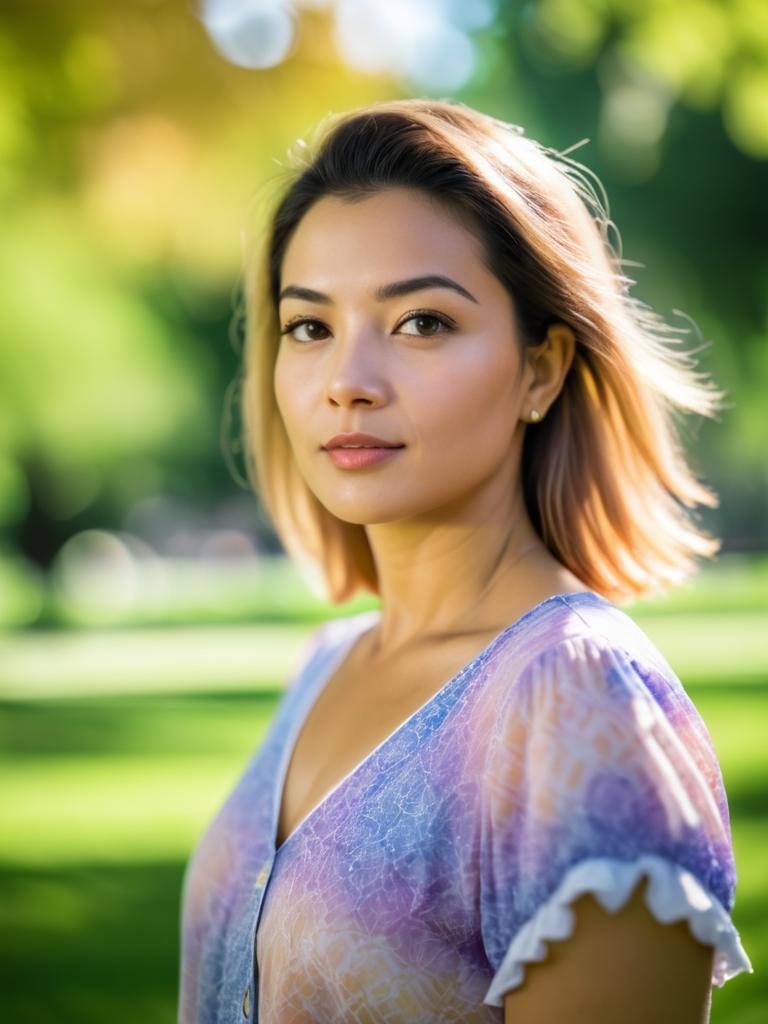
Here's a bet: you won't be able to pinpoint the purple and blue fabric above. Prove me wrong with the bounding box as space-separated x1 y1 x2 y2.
178 591 752 1022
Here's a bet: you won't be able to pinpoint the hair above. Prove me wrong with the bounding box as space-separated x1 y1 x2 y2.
233 97 727 606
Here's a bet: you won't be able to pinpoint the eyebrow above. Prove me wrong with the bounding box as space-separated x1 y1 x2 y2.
278 274 479 306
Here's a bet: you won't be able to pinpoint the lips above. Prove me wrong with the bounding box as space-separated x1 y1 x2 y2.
325 445 403 469
323 432 404 450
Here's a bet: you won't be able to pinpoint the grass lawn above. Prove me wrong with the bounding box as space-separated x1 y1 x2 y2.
1 574 766 1022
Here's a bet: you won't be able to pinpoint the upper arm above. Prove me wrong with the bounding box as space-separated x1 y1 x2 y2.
503 876 715 1024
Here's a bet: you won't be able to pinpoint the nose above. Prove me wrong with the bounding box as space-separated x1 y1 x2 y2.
324 328 389 409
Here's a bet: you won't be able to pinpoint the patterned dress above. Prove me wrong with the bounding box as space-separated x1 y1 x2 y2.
178 591 753 1022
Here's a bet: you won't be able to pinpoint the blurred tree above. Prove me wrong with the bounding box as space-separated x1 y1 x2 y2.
0 0 765 580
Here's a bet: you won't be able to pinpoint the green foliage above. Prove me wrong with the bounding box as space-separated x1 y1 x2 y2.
0 3 765 1018
0 0 766 561
0 557 767 1020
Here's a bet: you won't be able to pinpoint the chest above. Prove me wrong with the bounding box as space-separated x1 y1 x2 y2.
275 630 500 850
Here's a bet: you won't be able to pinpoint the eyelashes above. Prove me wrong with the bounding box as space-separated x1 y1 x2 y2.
278 317 330 342
279 309 457 343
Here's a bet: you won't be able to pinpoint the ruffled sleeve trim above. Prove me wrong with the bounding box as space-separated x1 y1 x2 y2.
482 854 753 1007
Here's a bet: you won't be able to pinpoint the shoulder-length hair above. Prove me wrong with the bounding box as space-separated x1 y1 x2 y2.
235 97 726 606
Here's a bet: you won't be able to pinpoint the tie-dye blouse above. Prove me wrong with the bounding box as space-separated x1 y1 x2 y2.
178 590 752 1023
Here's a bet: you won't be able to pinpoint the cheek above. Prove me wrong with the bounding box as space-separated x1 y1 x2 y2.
420 348 519 439
273 356 323 473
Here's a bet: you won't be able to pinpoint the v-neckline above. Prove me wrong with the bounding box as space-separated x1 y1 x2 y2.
271 590 606 855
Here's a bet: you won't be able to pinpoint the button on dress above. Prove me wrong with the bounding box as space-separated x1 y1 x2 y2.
177 591 753 1022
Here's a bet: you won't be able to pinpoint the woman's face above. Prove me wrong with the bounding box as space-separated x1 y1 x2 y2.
273 186 533 526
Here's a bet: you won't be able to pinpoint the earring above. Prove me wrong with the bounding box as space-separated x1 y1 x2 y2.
528 409 542 422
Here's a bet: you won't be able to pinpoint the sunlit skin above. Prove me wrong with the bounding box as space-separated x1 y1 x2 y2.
274 186 585 654
273 187 716 1020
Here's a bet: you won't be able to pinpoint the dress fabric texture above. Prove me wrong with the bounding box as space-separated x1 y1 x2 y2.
178 591 753 1023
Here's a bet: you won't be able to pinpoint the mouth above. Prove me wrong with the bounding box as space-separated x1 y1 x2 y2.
323 445 405 469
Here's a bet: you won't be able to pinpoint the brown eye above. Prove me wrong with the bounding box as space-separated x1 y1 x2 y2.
398 312 453 338
282 318 329 342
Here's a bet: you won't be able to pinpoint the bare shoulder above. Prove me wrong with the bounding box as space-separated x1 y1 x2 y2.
503 876 715 1024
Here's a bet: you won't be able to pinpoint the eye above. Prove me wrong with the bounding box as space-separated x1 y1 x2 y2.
280 317 330 343
279 310 455 344
396 311 455 338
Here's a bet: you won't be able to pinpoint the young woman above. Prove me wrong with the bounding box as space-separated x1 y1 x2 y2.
178 98 753 1023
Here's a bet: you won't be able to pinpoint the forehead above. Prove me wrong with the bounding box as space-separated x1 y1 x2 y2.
281 188 488 281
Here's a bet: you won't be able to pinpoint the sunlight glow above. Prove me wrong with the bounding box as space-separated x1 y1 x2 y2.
199 0 497 90
201 0 297 69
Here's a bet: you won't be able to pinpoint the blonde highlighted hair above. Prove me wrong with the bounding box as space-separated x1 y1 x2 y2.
235 98 726 606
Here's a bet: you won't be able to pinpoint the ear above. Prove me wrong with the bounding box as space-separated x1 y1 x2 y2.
521 322 576 421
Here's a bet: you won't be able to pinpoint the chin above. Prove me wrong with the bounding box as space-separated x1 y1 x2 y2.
321 499 408 526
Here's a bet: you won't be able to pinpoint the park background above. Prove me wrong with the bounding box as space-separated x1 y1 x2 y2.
0 0 766 1020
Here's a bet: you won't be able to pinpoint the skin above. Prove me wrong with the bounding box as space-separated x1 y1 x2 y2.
274 185 585 656
502 877 714 1024
273 186 715 1021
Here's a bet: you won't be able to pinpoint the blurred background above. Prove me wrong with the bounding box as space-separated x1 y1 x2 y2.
0 0 766 1021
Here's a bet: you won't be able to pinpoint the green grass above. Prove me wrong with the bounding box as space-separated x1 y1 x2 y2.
1 558 766 1022
0 687 764 1022
0 694 277 865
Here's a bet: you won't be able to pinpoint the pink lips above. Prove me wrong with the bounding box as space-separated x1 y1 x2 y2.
325 446 403 469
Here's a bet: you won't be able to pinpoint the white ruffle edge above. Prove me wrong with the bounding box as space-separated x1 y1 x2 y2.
483 854 753 1006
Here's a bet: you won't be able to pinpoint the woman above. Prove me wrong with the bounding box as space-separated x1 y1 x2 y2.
178 98 752 1023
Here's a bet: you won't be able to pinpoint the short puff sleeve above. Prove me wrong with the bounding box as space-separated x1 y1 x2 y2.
480 632 753 1006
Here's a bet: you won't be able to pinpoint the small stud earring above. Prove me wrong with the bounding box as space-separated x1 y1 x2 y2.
528 409 541 422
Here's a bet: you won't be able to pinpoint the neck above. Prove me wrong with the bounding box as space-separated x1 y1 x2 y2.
364 479 550 652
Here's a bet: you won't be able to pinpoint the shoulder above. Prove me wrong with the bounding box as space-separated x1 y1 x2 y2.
311 608 381 668
484 599 735 877
286 609 379 689
489 591 685 720
479 599 752 1013
321 607 381 645
532 592 677 676
492 613 715 805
